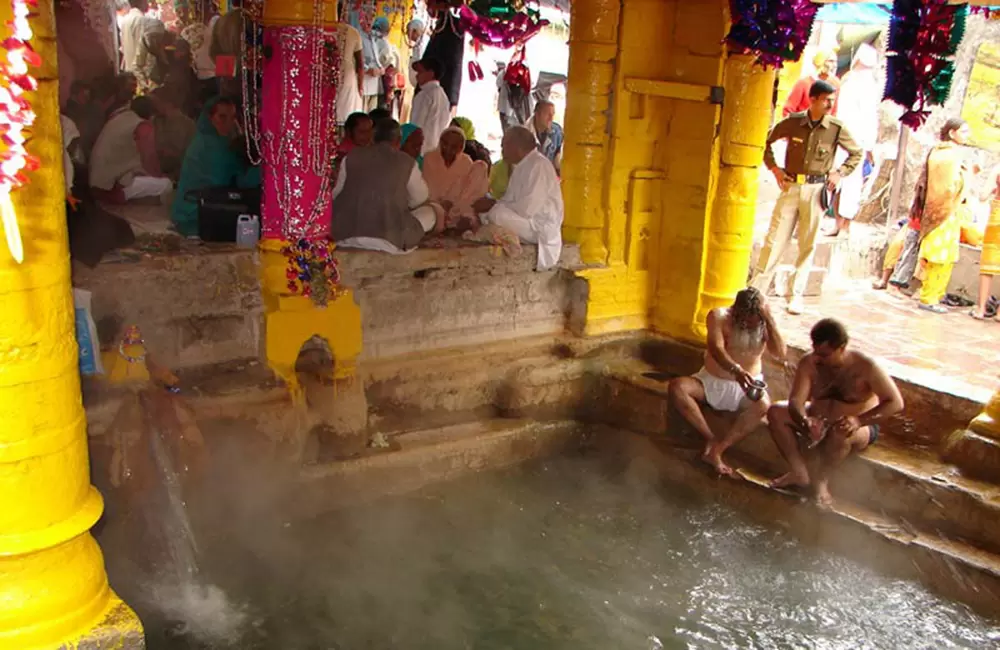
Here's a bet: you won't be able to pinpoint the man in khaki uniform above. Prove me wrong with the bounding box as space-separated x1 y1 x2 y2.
752 80 862 314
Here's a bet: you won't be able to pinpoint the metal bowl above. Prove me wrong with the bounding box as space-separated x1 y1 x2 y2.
745 378 767 402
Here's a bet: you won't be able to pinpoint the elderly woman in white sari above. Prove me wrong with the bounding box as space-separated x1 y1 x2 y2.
423 126 489 232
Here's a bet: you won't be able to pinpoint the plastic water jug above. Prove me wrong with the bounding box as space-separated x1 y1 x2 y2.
235 214 260 248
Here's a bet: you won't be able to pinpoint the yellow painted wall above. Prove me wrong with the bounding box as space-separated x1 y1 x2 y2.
564 0 773 343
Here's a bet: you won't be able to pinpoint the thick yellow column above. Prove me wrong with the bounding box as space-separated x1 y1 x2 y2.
561 0 619 264
692 53 776 339
0 2 142 649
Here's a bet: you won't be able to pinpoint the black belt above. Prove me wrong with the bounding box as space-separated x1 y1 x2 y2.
795 174 827 184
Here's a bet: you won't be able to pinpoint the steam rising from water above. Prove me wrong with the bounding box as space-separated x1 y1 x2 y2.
103 420 1000 649
149 583 248 643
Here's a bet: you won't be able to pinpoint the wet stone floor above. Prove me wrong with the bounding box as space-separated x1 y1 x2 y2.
126 452 1000 650
769 281 1000 400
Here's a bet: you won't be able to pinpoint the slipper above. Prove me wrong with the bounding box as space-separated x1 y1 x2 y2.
970 309 993 321
918 303 947 314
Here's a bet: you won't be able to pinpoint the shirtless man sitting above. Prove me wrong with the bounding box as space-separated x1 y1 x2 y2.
669 288 787 476
767 318 904 507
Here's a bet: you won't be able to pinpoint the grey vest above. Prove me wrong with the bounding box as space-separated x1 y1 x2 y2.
332 144 425 251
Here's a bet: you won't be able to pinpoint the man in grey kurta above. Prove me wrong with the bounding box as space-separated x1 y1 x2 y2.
331 119 436 253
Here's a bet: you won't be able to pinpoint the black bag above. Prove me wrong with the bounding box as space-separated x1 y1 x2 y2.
188 187 261 242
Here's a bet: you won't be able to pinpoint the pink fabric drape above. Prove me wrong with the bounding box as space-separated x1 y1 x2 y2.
261 26 339 240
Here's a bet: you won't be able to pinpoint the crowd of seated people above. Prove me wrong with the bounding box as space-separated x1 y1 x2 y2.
332 107 565 270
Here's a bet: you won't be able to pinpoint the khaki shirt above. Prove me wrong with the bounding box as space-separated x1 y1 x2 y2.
763 112 863 179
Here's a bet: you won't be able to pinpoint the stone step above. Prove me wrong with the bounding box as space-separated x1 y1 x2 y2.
729 434 1000 558
600 428 1000 616
289 419 583 516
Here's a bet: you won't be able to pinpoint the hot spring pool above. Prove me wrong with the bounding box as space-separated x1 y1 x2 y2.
135 450 1000 650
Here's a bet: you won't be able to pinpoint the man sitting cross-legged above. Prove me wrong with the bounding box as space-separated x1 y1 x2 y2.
669 288 787 476
766 318 904 507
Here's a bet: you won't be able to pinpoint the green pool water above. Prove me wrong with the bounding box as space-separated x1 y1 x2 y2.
136 452 1000 650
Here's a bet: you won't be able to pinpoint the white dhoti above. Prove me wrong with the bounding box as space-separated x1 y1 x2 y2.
337 205 437 254
837 153 868 220
483 203 562 271
122 175 173 202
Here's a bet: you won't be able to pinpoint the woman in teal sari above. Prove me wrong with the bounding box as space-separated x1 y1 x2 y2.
400 122 424 170
171 96 262 236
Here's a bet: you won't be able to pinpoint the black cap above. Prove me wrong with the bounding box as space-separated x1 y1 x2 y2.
412 56 443 81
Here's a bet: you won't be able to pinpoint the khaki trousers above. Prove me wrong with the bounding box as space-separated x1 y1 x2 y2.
751 182 824 298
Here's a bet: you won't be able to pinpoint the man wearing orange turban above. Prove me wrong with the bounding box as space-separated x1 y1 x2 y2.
782 49 840 118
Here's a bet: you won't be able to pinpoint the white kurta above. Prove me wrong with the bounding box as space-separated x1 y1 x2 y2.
485 149 564 270
336 24 364 123
119 8 146 72
834 44 880 220
410 80 451 155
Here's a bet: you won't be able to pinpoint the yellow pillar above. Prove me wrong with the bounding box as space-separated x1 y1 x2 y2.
0 2 142 648
561 0 619 264
692 53 776 339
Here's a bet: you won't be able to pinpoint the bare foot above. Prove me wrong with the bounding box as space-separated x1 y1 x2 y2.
769 471 810 489
872 280 887 290
814 483 835 509
701 445 735 477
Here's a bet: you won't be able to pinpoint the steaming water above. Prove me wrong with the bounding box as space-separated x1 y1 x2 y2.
143 452 1000 650
138 394 247 643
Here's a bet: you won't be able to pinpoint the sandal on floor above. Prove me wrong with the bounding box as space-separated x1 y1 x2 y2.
918 303 948 314
872 281 888 290
970 309 993 321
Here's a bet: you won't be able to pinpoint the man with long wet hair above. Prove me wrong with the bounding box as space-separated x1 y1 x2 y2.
669 287 787 476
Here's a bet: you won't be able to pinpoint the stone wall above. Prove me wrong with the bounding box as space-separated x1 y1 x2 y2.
73 250 262 370
73 243 585 371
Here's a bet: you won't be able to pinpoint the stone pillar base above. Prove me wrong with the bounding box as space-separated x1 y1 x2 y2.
258 239 364 391
58 595 144 650
942 428 1000 484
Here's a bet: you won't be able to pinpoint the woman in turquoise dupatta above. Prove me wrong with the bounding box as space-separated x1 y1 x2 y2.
171 96 262 236
400 122 424 170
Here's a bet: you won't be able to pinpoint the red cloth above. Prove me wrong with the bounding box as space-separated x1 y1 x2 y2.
782 75 840 117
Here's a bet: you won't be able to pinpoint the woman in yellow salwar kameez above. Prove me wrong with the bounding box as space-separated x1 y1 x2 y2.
915 119 971 313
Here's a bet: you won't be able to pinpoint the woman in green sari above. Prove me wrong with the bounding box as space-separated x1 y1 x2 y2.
171 96 261 236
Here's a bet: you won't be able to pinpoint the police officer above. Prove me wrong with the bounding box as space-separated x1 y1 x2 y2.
752 80 862 314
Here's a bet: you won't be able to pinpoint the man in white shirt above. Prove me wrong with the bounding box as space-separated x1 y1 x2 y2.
472 126 564 270
332 119 436 254
119 0 161 74
410 56 451 155
337 22 365 124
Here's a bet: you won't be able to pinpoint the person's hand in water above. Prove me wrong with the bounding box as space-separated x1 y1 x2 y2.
805 417 828 448
833 415 861 436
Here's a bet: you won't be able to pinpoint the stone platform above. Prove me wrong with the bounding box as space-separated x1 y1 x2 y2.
72 236 585 370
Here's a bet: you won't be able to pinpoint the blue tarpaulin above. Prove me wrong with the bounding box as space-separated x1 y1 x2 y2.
815 2 892 25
